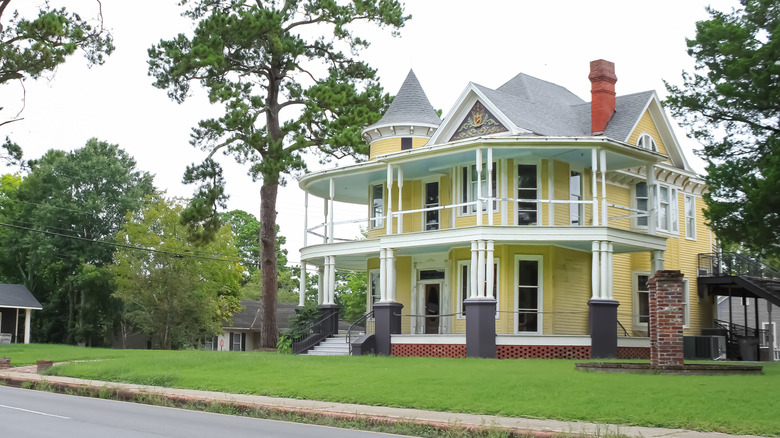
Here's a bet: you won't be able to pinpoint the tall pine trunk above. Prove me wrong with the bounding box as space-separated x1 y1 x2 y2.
259 181 279 348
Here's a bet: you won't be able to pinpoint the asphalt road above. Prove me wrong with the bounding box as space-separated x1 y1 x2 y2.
0 386 408 438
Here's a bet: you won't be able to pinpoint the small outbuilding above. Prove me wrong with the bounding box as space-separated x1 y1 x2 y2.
0 284 42 344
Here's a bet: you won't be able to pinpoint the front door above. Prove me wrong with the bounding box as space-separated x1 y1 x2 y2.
424 283 440 334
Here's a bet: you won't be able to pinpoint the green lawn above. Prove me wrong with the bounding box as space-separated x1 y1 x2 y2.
2 344 778 436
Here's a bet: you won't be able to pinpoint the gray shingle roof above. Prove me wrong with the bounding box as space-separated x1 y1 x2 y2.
468 73 654 140
224 301 297 331
0 284 42 309
367 70 441 129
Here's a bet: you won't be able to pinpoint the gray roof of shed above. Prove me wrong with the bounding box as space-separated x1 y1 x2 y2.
366 70 441 130
0 284 42 310
224 301 297 331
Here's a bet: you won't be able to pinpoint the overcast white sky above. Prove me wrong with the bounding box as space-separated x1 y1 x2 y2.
1 0 738 265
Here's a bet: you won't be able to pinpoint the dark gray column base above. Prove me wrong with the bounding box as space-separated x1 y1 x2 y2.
318 304 340 337
373 302 403 356
465 298 497 359
589 299 619 359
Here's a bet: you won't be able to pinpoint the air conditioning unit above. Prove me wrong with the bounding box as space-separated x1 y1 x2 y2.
683 336 726 360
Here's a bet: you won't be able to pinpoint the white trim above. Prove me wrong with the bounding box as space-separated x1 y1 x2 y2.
391 334 466 344
637 133 658 152
0 305 42 310
684 194 697 240
617 337 650 348
390 334 651 348
456 258 500 319
515 159 542 226
497 335 590 346
514 254 543 334
632 271 652 332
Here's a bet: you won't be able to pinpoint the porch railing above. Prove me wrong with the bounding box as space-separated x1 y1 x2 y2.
346 310 374 355
291 311 338 354
698 252 780 280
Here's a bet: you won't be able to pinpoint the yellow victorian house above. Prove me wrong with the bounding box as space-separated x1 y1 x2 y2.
297 60 714 359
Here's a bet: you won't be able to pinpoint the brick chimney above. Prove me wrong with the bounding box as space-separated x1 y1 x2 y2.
589 59 617 135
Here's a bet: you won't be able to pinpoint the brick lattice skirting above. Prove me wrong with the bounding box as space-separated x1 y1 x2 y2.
392 344 466 358
617 347 650 359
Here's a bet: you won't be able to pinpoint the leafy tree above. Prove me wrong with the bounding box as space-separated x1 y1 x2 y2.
0 1 114 161
335 270 367 323
148 0 408 347
0 139 154 345
112 195 243 350
665 0 780 258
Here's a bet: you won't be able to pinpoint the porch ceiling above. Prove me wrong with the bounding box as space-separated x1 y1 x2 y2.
299 137 664 204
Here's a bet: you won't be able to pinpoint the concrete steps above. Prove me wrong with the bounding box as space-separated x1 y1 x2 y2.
305 334 350 356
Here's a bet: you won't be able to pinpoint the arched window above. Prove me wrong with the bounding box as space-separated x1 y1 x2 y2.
637 133 658 152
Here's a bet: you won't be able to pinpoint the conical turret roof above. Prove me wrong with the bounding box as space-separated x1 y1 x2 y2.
366 70 441 130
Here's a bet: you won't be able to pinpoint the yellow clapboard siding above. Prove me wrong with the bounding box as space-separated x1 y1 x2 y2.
550 247 591 335
369 137 430 160
626 110 670 163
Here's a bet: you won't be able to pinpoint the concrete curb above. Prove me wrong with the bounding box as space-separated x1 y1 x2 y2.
0 369 766 438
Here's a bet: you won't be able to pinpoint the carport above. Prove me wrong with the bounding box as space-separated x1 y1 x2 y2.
0 284 42 344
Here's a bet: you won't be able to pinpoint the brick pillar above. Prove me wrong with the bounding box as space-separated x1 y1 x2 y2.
0 357 10 369
647 270 685 369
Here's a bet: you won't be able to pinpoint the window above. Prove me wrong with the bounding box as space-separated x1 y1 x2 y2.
515 256 542 333
517 164 538 225
637 133 658 151
762 322 777 349
569 170 583 225
457 260 499 317
461 162 496 214
205 336 218 351
685 194 696 239
370 184 384 229
634 182 678 233
635 273 650 326
230 332 246 351
401 137 412 150
424 181 440 230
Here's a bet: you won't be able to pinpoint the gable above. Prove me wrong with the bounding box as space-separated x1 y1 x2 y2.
623 95 692 172
627 110 670 158
449 101 509 142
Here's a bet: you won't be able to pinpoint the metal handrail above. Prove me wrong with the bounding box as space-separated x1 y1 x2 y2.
617 320 629 337
291 311 338 354
346 310 373 355
698 252 780 280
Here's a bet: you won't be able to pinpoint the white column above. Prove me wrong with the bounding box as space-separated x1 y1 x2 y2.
303 192 309 247
487 148 494 226
397 167 404 233
599 241 609 299
477 240 486 298
547 159 554 226
606 242 614 299
322 198 328 244
386 164 393 235
646 164 657 235
651 250 665 274
476 149 483 226
328 256 337 305
470 240 478 298
591 241 601 300
387 249 396 302
24 309 31 344
298 262 307 307
379 248 387 302
600 149 608 227
591 149 599 226
317 265 325 305
500 159 508 226
322 257 331 305
486 240 495 299
328 179 335 243
451 166 457 229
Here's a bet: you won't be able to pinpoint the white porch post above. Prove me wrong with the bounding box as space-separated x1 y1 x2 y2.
477 240 486 298
303 192 309 247
500 159 508 226
298 262 307 307
379 248 387 301
599 241 609 299
487 148 494 226
646 164 657 235
651 250 665 274
470 240 478 298
317 265 325 305
387 249 396 301
386 164 393 235
476 149 483 226
322 198 328 244
600 149 608 227
547 159 554 226
451 166 457 229
328 179 335 243
591 241 601 299
24 309 31 344
592 149 599 226
328 256 337 305
606 242 614 299
397 167 404 233
486 240 495 299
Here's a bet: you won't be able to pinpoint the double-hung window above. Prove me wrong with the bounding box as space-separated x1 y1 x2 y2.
635 273 650 327
517 164 538 225
457 260 499 317
685 194 696 239
424 181 440 230
570 170 583 225
370 184 384 229
634 182 678 233
461 162 496 214
368 270 380 309
515 256 542 333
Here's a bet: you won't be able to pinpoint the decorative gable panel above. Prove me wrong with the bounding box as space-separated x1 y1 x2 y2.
449 101 508 142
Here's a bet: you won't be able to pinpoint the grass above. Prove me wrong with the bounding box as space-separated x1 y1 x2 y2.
2 344 778 436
